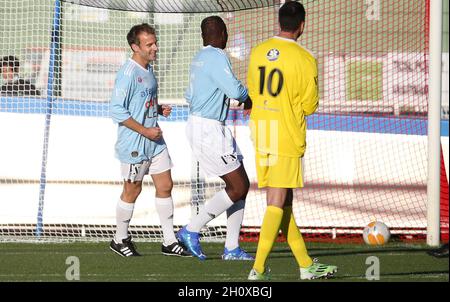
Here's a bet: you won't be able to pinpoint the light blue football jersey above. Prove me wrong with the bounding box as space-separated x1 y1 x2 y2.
185 46 248 122
110 58 166 164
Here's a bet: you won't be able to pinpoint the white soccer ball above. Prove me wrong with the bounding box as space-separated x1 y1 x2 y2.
363 221 391 245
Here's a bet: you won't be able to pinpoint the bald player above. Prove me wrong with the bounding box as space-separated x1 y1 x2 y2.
177 16 253 261
247 2 337 280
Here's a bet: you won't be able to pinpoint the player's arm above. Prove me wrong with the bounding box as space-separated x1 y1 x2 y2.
120 117 162 141
111 77 162 141
242 96 252 109
239 96 252 117
111 77 133 123
301 59 319 116
245 48 258 106
184 68 194 104
211 53 248 103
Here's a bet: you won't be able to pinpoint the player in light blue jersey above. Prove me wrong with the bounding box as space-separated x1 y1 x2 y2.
184 41 248 122
110 23 191 258
177 16 254 261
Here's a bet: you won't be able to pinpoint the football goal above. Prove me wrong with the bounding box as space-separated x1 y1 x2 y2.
0 0 447 244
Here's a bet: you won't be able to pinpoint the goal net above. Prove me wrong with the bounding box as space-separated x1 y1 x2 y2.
0 0 447 242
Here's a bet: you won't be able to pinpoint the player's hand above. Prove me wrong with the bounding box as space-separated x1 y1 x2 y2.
161 104 172 117
243 96 252 117
143 127 162 141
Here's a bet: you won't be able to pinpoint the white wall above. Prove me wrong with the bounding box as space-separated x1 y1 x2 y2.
0 112 447 228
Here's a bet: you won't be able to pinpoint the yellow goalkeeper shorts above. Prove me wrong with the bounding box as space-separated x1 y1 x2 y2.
255 152 304 188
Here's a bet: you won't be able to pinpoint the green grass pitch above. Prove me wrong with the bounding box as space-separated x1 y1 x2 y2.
0 241 447 282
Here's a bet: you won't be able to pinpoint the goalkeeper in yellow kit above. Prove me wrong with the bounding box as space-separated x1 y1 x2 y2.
247 1 337 280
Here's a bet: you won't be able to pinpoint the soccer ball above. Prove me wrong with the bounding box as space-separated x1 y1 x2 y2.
363 221 391 245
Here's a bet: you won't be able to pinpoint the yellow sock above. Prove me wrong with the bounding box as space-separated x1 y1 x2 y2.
253 205 283 274
280 206 313 268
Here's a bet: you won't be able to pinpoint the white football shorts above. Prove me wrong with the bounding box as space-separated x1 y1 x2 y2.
120 148 173 182
186 115 242 177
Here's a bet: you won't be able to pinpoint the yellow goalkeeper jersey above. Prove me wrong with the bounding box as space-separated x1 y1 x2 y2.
247 36 318 157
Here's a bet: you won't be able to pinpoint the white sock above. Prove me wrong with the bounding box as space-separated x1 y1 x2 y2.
115 199 135 242
155 196 177 246
225 199 245 250
187 189 234 233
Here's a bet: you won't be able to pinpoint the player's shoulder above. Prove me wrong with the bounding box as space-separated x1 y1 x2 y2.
251 37 276 52
276 37 315 60
251 37 315 65
280 40 317 70
252 37 311 54
201 46 228 61
117 58 149 79
117 59 141 79
295 43 317 62
249 38 274 62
